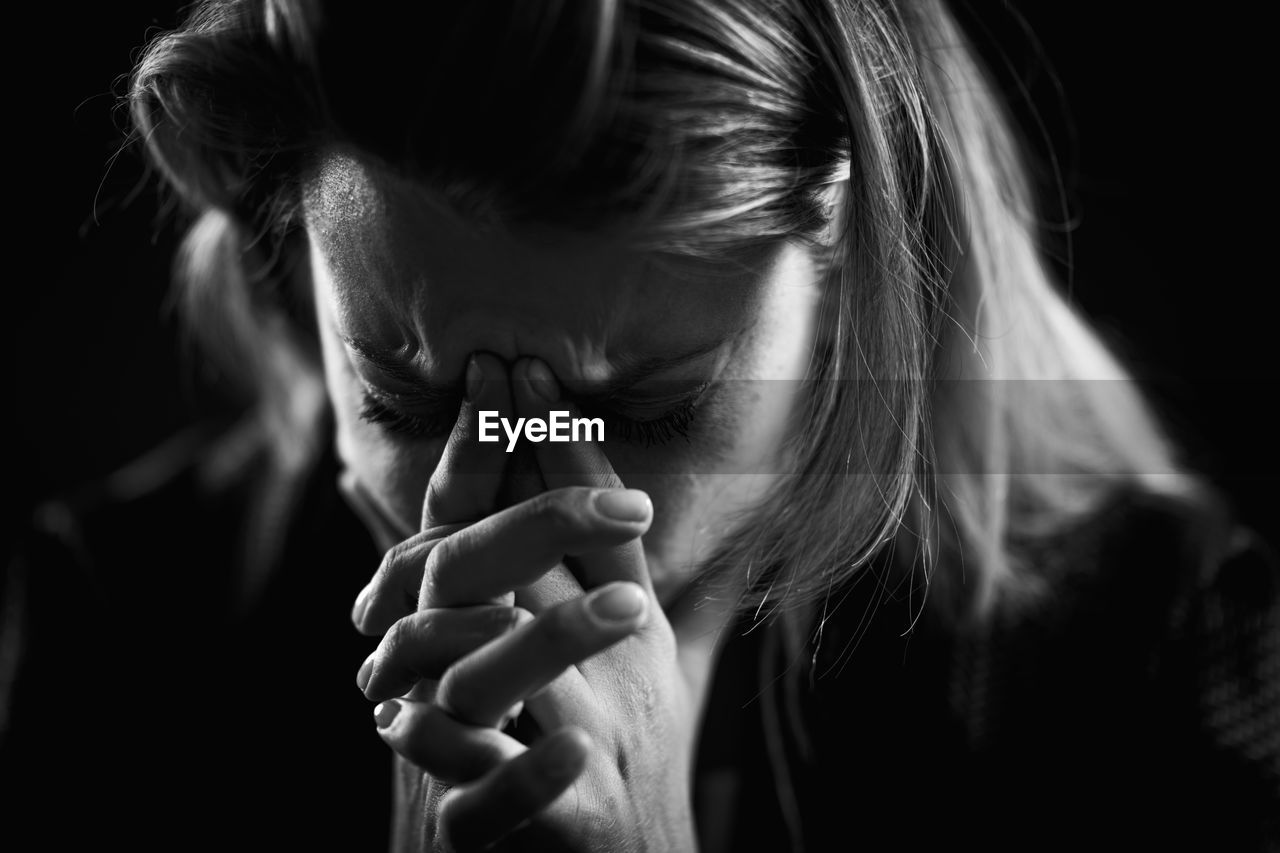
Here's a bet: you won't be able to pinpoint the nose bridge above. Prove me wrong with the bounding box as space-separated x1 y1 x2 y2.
428 308 592 383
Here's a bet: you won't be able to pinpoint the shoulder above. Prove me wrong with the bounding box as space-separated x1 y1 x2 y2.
994 483 1277 655
951 482 1278 729
974 484 1279 844
797 482 1279 849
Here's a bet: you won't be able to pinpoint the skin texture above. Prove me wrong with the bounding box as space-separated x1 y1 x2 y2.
307 152 824 599
302 150 826 849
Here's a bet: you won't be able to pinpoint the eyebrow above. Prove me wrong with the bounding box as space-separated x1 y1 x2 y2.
341 335 462 405
340 332 726 403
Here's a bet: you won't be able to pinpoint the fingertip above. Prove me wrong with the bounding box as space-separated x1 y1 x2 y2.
552 724 592 754
358 594 409 637
513 356 559 405
468 351 510 401
585 580 649 627
353 601 385 637
462 355 480 402
356 652 375 693
374 699 402 731
420 352 512 529
527 358 560 403
539 726 591 781
351 586 372 631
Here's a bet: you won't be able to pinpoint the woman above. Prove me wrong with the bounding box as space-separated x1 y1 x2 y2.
6 0 1274 850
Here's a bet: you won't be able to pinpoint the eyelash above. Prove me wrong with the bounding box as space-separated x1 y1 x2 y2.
358 394 455 439
582 398 697 447
358 390 701 446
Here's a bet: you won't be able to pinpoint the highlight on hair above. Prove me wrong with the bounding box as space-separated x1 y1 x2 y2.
129 0 1195 664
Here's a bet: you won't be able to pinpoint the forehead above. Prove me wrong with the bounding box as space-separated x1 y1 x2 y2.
300 152 771 380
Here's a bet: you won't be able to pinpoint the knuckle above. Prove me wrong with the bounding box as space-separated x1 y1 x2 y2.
438 668 479 719
425 535 452 573
565 485 599 509
421 537 456 602
374 615 432 693
376 538 416 586
423 476 448 521
532 491 583 537
383 613 416 657
482 605 527 637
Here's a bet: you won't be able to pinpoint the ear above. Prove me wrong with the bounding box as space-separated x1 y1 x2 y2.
808 168 849 374
814 167 850 249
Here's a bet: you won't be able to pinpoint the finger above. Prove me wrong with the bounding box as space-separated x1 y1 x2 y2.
513 357 654 593
360 606 533 702
421 351 513 531
438 727 591 852
352 525 466 636
419 486 651 609
338 468 414 554
352 353 512 635
374 698 524 784
436 581 649 728
515 357 624 491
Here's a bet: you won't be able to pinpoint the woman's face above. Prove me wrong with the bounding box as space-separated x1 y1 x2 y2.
303 152 823 594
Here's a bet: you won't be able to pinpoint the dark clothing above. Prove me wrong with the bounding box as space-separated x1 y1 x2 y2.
4 429 1277 851
697 490 1280 852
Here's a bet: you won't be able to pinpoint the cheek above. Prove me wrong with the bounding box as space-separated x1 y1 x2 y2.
339 421 443 535
317 311 444 535
632 472 785 592
334 390 445 534
615 311 812 587
618 383 805 588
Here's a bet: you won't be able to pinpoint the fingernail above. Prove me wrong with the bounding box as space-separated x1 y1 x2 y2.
356 653 375 692
594 489 652 523
587 582 647 623
374 700 401 729
526 359 559 403
465 355 483 403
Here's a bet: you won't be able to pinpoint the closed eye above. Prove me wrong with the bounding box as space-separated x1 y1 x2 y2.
360 382 709 447
574 382 708 447
358 390 458 439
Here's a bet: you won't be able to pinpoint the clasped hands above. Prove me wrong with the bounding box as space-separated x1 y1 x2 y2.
346 354 696 852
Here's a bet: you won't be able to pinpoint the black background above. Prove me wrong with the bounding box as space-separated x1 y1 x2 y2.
13 2 1276 542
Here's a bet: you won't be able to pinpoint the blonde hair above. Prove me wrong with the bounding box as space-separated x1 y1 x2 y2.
129 0 1194 643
